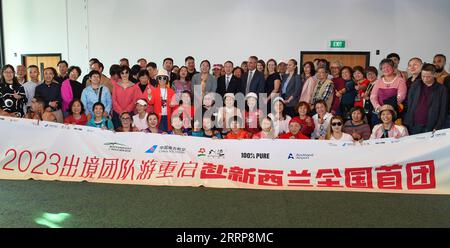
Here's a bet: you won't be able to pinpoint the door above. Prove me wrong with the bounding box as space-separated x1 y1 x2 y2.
22 54 62 81
300 51 370 69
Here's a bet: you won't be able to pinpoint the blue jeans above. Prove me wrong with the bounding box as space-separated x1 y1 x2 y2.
111 111 122 130
160 115 169 132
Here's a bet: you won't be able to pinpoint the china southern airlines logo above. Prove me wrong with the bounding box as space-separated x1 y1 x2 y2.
146 145 158 154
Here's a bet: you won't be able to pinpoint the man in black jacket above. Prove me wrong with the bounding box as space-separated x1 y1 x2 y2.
216 61 240 97
404 64 448 135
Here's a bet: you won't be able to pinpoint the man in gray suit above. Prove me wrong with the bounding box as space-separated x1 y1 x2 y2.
240 56 265 95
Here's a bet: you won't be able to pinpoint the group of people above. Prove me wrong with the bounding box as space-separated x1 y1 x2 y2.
0 52 448 141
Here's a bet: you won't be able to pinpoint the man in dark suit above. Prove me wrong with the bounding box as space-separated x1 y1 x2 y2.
163 57 177 85
240 56 265 95
404 63 448 135
216 61 241 97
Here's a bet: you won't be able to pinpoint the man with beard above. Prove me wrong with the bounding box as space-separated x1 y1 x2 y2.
433 54 450 85
433 54 450 128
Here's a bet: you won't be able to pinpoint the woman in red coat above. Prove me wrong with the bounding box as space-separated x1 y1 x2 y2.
148 70 177 132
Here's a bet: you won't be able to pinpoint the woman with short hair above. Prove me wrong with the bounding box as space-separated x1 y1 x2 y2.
143 113 163 134
353 66 370 108
115 112 138 132
339 66 356 119
311 67 334 112
296 101 315 138
64 99 88 125
61 66 83 115
81 70 112 120
343 107 371 141
370 104 408 139
172 66 192 102
86 102 114 130
191 60 217 97
311 100 333 140
370 59 407 122
363 66 379 127
133 99 149 131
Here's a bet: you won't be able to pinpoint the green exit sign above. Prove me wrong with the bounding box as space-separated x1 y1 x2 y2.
330 40 346 48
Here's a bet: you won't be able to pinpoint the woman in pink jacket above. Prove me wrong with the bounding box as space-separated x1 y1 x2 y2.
370 59 407 125
60 66 83 116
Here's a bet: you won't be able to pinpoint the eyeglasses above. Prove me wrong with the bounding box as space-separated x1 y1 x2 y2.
331 122 342 127
157 76 169 81
121 117 131 120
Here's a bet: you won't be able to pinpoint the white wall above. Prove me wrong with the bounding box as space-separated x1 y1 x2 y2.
3 0 450 77
3 0 69 65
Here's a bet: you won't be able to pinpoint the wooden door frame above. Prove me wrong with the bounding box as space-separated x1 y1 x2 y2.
22 53 62 81
300 51 371 69
21 53 62 67
0 0 5 67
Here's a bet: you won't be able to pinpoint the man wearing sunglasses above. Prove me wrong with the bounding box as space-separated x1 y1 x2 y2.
147 70 177 132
